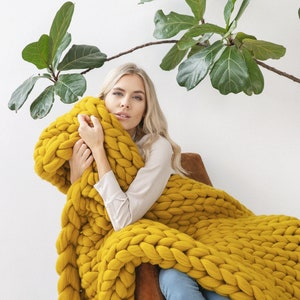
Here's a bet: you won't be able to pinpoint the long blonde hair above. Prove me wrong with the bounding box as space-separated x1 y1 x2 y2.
99 63 186 175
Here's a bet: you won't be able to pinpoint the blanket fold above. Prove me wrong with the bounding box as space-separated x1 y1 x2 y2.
34 96 300 300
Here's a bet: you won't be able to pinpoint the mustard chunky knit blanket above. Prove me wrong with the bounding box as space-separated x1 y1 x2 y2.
34 96 300 300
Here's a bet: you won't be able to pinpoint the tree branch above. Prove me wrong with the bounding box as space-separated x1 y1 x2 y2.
84 40 300 85
106 40 179 61
256 60 300 84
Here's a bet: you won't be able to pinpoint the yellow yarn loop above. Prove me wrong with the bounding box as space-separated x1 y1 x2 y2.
34 96 300 300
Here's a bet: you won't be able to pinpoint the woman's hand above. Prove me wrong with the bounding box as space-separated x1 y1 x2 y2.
77 114 104 152
69 139 94 183
76 114 111 181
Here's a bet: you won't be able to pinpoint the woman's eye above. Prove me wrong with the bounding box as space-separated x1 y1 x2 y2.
113 92 123 97
133 95 143 101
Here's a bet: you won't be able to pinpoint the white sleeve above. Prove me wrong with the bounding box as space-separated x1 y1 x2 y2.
94 136 173 231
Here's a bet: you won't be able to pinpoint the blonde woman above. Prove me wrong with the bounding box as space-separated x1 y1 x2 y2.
69 63 228 300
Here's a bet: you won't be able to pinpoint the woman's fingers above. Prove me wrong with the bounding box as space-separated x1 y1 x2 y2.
90 115 100 127
73 139 84 153
73 139 92 160
81 145 92 160
78 113 90 125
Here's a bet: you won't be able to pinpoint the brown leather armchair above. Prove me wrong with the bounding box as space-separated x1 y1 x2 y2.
135 153 212 300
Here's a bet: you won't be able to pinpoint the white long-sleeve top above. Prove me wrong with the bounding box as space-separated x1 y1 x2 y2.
94 135 173 231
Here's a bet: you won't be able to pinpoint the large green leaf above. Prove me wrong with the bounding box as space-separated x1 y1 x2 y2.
58 45 107 71
30 86 55 119
177 41 225 90
154 10 197 39
8 76 41 112
22 34 50 69
187 43 207 57
224 0 236 28
49 2 74 63
54 73 86 103
185 0 206 21
177 23 226 50
160 44 188 71
52 32 72 70
242 49 264 95
210 45 249 94
242 39 286 60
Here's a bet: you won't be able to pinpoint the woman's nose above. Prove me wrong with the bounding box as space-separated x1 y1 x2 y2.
120 97 130 108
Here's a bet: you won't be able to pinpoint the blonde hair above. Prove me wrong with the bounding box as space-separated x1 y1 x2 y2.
99 62 186 175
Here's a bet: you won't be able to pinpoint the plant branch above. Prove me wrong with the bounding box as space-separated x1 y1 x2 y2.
106 40 179 61
256 60 300 84
84 40 300 85
81 40 178 75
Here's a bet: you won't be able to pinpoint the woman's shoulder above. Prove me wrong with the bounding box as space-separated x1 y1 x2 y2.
154 135 172 150
138 134 171 149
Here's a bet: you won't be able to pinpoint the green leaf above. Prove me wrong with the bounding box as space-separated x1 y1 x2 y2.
58 45 107 71
241 49 264 95
8 76 41 112
242 39 286 60
30 86 55 119
160 44 188 71
177 23 226 50
54 73 86 103
188 43 206 57
52 32 72 70
233 0 250 22
185 0 206 21
138 0 154 3
234 32 256 47
22 34 50 69
49 2 74 63
235 32 256 41
210 45 249 94
177 41 225 90
154 10 197 39
224 0 236 28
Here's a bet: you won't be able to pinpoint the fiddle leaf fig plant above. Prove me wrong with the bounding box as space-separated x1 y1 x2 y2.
8 0 299 119
155 0 285 94
8 2 106 119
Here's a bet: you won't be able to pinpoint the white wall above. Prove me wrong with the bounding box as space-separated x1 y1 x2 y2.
1 1 299 299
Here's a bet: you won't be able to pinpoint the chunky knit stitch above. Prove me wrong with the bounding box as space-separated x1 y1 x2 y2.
34 96 300 300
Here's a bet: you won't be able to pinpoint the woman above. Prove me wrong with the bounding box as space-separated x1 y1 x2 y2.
69 62 228 300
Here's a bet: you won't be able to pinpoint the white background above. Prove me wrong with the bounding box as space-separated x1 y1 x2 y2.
1 1 299 299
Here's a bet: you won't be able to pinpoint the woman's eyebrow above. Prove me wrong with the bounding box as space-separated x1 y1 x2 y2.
112 87 125 92
113 87 145 94
133 90 145 94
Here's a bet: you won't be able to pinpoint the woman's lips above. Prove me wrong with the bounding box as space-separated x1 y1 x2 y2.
115 113 130 120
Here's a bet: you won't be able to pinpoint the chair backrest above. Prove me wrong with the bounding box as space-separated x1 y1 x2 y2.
181 153 212 186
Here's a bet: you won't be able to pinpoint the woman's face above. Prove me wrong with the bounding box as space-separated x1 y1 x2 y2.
105 74 146 137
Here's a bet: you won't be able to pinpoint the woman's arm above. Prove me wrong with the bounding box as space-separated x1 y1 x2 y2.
70 114 173 231
94 136 173 231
